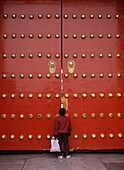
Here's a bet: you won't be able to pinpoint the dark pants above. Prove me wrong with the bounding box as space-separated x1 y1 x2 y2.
58 133 69 156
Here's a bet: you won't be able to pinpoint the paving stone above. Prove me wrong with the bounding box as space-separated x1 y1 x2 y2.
0 159 25 170
101 157 124 163
0 153 124 170
23 154 107 170
103 163 124 170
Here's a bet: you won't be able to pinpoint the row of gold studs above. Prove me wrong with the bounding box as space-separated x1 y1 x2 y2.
64 14 120 19
64 34 121 39
1 113 122 119
2 33 121 39
1 93 122 99
64 73 121 78
1 113 55 119
65 93 122 98
2 34 60 39
1 133 123 140
2 53 59 58
1 53 121 59
3 14 120 19
73 133 123 139
64 53 121 58
1 73 121 79
3 14 60 19
75 113 122 118
1 94 59 99
2 74 60 79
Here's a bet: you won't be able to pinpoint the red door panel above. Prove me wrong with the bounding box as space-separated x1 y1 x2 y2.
0 0 124 151
0 0 61 150
63 0 124 150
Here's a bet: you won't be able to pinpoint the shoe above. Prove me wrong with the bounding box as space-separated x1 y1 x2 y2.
66 155 71 158
58 156 63 159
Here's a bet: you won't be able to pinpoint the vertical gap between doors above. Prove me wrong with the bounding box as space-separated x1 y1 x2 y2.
60 0 64 108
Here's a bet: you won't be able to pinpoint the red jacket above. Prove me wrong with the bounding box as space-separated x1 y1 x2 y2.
54 115 72 135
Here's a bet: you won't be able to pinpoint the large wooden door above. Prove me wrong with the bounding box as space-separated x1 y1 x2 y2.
0 0 124 150
62 0 124 150
0 0 61 150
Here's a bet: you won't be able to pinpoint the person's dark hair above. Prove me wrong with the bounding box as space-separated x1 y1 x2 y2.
59 108 66 116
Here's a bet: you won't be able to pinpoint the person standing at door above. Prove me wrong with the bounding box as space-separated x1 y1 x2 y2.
54 108 72 158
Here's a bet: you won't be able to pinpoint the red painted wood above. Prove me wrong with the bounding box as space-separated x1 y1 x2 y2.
0 0 61 150
0 0 124 150
63 0 124 150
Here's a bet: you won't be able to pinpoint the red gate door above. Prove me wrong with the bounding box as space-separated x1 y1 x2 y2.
0 0 124 151
0 0 61 150
63 0 124 150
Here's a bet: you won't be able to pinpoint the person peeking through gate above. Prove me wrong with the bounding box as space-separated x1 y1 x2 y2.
54 108 72 158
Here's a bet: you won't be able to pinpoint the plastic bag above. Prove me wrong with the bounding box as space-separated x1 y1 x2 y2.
50 137 60 152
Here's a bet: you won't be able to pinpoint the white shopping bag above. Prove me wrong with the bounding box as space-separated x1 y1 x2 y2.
50 137 60 152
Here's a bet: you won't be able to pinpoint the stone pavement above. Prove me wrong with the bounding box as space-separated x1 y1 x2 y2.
0 152 124 170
